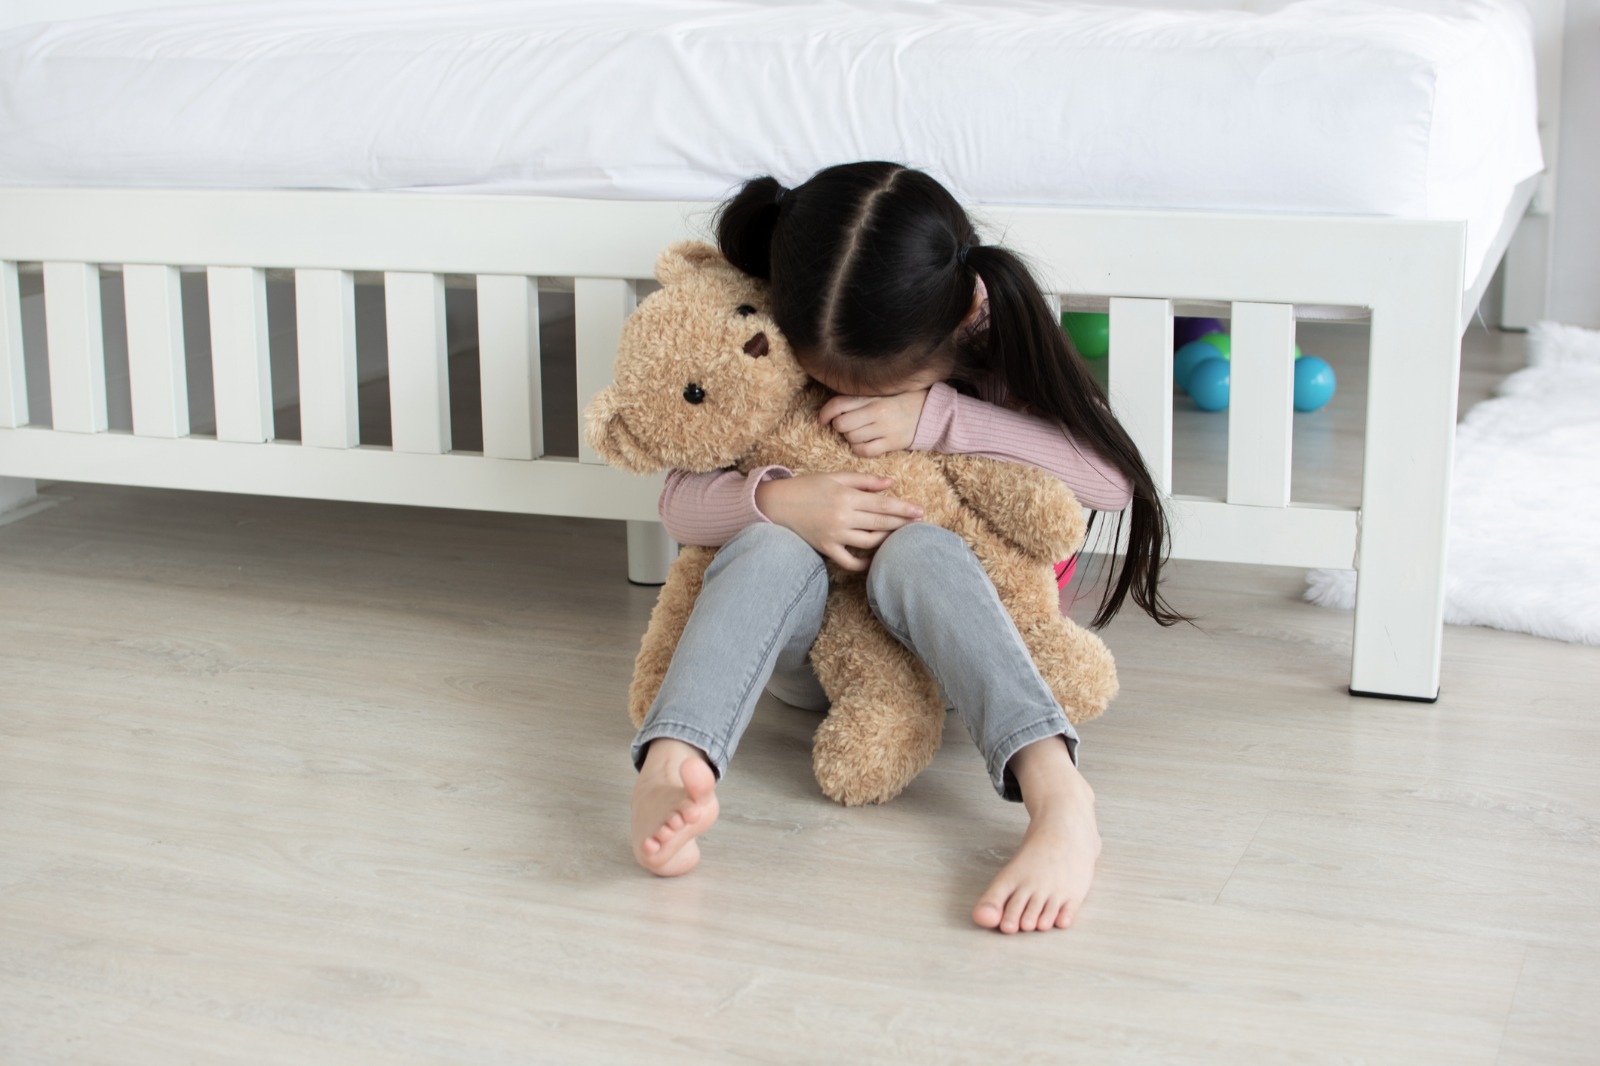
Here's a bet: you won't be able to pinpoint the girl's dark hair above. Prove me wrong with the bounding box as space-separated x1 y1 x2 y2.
716 162 1186 628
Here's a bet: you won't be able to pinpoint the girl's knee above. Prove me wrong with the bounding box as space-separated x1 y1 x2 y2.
868 523 967 598
716 522 824 578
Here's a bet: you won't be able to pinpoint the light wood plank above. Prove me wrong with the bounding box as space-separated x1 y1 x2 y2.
295 268 359 450
1 320 1592 1065
123 263 189 439
0 259 25 427
206 265 274 443
42 260 108 434
383 271 451 455
1226 301 1296 507
573 278 636 466
1107 296 1173 496
476 274 542 461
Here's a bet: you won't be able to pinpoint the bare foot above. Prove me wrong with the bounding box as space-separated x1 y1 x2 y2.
631 738 720 877
973 737 1101 934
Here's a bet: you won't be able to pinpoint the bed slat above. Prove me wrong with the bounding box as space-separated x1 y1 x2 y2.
207 266 274 443
295 268 358 449
1226 301 1296 507
124 263 189 439
574 278 636 465
1107 297 1174 496
384 271 450 455
0 260 25 428
477 274 543 460
43 261 108 434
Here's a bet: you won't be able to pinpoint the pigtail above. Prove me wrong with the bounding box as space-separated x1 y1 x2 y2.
714 176 787 280
966 244 1188 629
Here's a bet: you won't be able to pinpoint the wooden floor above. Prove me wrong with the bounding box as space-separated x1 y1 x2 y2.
3 323 1598 1064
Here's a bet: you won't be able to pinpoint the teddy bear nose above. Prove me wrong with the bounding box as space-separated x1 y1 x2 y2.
743 332 769 358
682 382 706 405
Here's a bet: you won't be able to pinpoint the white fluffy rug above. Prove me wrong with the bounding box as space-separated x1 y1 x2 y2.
1305 321 1600 645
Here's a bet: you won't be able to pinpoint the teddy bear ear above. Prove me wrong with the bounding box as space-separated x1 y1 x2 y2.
655 240 729 286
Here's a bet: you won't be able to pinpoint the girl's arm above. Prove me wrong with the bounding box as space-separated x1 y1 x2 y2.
911 382 1133 512
658 466 793 547
660 466 925 569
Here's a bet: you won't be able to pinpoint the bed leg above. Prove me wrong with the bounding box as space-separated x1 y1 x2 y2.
626 520 676 586
0 476 37 518
1349 243 1463 702
1499 212 1551 331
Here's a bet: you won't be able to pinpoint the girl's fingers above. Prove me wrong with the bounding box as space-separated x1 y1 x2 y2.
840 423 882 444
842 529 891 550
830 410 875 437
830 472 895 492
852 509 916 532
824 544 870 572
818 394 876 426
850 438 892 458
857 495 924 520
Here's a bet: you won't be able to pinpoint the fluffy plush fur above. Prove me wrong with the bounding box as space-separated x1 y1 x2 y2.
584 241 1118 805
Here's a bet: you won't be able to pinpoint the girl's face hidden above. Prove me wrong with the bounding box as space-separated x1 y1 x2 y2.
799 354 952 398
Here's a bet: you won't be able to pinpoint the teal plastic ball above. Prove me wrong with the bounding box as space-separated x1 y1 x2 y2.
1062 312 1110 359
1174 340 1220 393
1293 355 1336 412
1197 332 1231 359
1187 358 1231 411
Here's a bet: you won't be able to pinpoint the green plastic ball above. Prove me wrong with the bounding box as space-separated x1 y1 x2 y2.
1062 312 1110 359
1197 332 1231 360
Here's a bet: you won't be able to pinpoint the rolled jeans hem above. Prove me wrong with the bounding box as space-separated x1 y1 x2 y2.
632 722 730 779
990 720 1080 803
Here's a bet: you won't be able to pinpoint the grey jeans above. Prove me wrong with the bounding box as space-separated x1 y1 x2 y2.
631 521 1080 801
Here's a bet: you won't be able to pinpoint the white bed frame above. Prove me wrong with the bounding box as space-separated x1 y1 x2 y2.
0 1 1566 703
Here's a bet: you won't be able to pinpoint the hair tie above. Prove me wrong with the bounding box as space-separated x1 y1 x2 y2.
774 185 789 207
957 242 974 267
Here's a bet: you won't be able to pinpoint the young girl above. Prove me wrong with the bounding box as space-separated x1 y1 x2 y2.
628 162 1182 935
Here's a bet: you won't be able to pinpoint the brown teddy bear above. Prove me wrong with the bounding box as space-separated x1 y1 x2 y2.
584 241 1118 806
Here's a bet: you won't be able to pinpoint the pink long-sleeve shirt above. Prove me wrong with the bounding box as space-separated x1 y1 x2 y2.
658 378 1133 547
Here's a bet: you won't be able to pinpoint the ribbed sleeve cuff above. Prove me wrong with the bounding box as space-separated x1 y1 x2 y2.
910 381 958 452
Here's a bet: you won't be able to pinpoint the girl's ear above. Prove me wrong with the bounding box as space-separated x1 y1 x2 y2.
655 240 728 286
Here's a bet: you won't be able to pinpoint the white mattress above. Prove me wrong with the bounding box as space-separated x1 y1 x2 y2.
0 0 1543 288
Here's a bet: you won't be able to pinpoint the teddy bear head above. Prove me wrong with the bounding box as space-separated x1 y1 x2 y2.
584 240 811 474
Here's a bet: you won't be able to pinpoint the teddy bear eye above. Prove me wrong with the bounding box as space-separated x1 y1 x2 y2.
735 304 756 317
682 382 706 405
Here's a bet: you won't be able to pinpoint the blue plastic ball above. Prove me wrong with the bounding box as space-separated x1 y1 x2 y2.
1174 340 1221 394
1293 355 1337 412
1187 358 1231 411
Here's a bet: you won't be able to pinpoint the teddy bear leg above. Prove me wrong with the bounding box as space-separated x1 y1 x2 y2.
807 587 947 806
988 566 1120 727
627 546 715 728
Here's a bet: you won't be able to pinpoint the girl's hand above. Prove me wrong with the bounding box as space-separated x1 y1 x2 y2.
818 389 932 458
755 472 924 571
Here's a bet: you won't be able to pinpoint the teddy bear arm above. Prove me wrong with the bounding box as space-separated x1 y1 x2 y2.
937 455 1089 564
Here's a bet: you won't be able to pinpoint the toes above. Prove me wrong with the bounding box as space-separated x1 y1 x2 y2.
1057 902 1077 928
651 839 702 877
1020 893 1048 932
665 812 685 832
972 899 1004 930
1038 897 1064 930
1000 890 1030 934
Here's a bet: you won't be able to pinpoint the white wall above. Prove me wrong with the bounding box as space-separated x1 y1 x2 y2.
1551 0 1600 327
